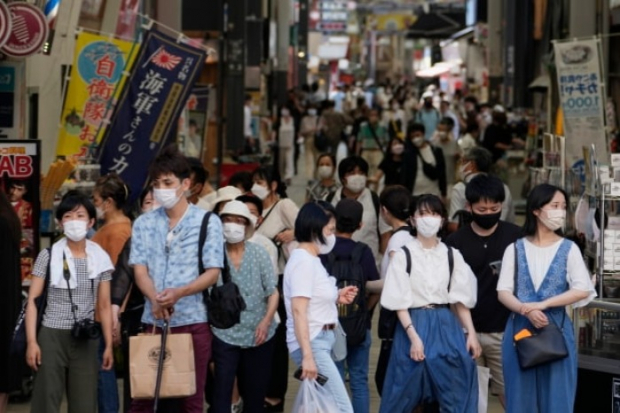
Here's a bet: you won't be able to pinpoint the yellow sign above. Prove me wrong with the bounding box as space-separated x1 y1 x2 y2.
56 32 137 158
374 13 417 32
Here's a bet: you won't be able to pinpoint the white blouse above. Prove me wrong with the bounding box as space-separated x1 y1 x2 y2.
381 239 477 310
497 239 596 308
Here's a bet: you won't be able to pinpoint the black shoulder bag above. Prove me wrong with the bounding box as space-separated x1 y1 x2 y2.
199 212 247 329
512 243 568 369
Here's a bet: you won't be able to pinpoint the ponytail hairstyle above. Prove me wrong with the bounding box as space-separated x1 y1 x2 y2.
379 185 411 222
94 173 131 217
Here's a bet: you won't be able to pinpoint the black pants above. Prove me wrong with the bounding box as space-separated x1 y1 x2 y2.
211 335 276 413
265 276 288 403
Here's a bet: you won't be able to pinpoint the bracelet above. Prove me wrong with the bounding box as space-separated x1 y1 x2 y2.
405 324 414 332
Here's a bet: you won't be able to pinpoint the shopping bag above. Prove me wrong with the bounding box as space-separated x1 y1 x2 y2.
292 379 339 413
331 322 347 362
477 365 490 413
129 328 196 399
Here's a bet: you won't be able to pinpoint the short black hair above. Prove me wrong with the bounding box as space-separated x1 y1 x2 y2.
464 96 478 105
252 166 288 198
237 194 263 216
465 122 479 133
380 185 411 221
229 171 254 192
464 147 493 173
56 190 96 221
186 157 207 185
413 194 447 237
316 153 336 168
439 116 455 128
406 122 425 137
338 156 369 181
294 202 333 243
523 184 568 236
149 144 191 182
465 174 506 205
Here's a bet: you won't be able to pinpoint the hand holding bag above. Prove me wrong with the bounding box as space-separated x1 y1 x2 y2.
512 244 568 369
292 379 339 413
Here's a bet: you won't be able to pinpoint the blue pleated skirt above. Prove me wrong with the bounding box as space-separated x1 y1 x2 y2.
378 307 478 413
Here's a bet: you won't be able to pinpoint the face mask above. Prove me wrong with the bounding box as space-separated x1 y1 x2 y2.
316 233 336 255
251 183 270 200
308 109 317 116
63 220 89 242
346 174 367 193
482 112 492 124
96 206 105 220
281 109 290 117
317 165 333 179
153 187 181 209
471 211 501 230
436 131 448 140
415 216 442 238
392 144 404 155
223 222 246 244
539 209 566 231
412 137 425 147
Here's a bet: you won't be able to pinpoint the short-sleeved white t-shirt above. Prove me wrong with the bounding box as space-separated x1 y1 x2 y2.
284 249 338 353
380 228 414 279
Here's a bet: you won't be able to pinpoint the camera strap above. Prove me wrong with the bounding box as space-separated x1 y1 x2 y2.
62 252 80 325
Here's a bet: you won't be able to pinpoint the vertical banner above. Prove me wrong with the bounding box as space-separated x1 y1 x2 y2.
0 140 41 283
56 32 136 159
98 29 206 202
554 39 608 165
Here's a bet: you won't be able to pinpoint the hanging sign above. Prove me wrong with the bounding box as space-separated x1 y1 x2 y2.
554 39 607 164
0 140 41 283
0 1 12 50
56 32 136 159
1 3 49 58
98 29 206 203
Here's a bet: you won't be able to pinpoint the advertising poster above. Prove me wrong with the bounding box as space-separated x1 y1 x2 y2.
98 29 206 203
0 140 40 283
0 62 25 139
554 39 607 165
56 32 136 159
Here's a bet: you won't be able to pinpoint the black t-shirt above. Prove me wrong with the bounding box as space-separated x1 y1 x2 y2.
445 221 522 333
482 124 512 162
379 156 403 186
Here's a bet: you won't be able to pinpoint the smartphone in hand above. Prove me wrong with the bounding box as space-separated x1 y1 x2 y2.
293 367 328 386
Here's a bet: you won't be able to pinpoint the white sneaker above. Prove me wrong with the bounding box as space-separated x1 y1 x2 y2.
231 398 243 413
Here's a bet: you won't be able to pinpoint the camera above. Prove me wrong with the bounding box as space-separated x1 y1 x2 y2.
71 319 102 340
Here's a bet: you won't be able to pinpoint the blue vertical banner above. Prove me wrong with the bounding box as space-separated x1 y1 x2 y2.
98 29 206 202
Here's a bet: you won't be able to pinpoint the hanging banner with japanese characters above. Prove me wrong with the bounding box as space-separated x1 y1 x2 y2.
56 32 136 159
0 140 41 283
554 38 608 166
98 29 206 202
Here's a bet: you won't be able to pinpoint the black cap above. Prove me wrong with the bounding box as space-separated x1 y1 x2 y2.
335 198 363 228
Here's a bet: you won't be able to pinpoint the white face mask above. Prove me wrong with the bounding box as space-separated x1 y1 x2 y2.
96 206 105 220
539 209 566 231
251 183 270 200
316 233 336 255
317 165 333 179
392 144 404 155
412 137 425 147
153 187 182 210
436 131 448 140
281 109 290 117
346 174 367 193
415 216 442 238
308 109 317 116
223 222 246 244
63 220 89 242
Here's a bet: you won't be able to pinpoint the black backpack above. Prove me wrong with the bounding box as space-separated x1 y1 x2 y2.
378 244 454 340
326 242 369 346
199 212 247 330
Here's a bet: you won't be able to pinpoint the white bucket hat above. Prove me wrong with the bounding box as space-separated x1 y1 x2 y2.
220 200 257 239
211 186 243 212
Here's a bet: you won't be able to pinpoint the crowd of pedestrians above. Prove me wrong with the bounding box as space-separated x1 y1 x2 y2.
0 80 597 413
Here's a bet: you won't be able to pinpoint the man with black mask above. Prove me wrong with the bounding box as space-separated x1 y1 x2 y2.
445 174 521 410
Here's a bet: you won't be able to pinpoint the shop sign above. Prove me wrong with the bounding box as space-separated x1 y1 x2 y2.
317 0 347 32
0 62 25 140
98 29 206 203
1 3 48 58
554 39 607 164
56 32 137 159
0 140 41 283
0 1 12 50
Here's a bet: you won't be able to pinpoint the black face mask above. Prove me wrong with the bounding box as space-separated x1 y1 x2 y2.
471 211 501 230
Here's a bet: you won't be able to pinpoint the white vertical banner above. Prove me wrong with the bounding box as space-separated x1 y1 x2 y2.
554 39 608 165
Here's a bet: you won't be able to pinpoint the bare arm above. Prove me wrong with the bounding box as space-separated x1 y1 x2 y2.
451 303 481 358
292 296 318 380
263 290 280 325
97 281 114 370
25 276 45 371
156 267 221 310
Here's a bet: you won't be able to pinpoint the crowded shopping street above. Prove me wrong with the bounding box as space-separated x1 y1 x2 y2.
1 1 620 413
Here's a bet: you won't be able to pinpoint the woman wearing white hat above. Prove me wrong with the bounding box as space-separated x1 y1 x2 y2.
210 200 280 413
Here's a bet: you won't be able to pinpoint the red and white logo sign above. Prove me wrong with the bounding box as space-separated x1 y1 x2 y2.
0 2 12 50
1 3 48 58
151 47 182 70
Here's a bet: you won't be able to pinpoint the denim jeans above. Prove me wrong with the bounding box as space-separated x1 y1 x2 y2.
98 337 119 413
336 330 371 413
290 330 353 413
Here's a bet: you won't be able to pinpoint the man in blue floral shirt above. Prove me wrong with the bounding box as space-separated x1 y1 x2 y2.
129 145 224 413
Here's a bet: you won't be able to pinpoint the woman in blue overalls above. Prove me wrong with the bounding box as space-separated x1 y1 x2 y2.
497 184 596 413
379 194 481 413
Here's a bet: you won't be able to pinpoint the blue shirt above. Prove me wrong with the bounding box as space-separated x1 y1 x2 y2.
130 205 224 327
416 108 440 140
212 242 278 347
